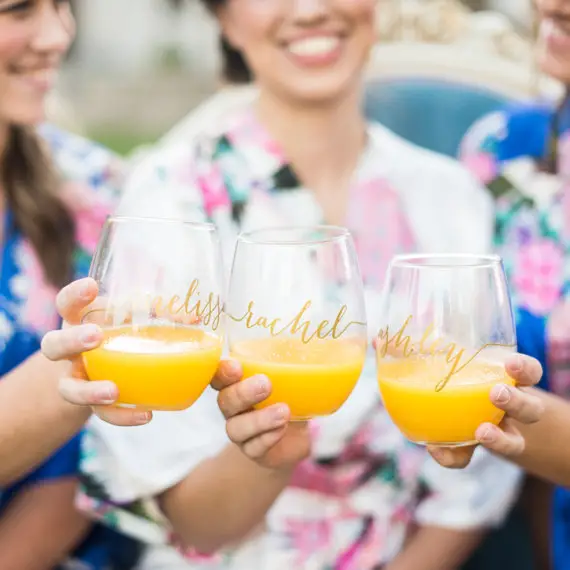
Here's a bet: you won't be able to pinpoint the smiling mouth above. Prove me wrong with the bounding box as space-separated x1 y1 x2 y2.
286 36 342 58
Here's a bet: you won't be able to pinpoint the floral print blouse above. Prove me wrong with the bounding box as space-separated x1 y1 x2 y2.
460 100 570 570
78 108 522 570
0 124 124 568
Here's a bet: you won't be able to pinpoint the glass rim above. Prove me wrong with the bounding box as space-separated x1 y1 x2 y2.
390 253 502 269
238 225 351 246
105 215 217 232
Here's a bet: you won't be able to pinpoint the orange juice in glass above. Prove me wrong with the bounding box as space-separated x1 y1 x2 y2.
82 216 225 411
231 337 366 419
376 254 517 447
227 226 368 421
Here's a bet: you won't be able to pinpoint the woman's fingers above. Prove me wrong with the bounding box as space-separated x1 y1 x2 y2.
505 354 543 387
210 359 243 391
59 377 118 406
476 419 525 457
241 426 289 460
217 374 271 419
59 377 152 426
226 404 290 444
427 445 476 469
93 406 153 427
490 383 545 424
56 278 99 325
42 324 103 361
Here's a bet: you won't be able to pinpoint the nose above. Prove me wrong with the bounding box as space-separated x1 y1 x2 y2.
31 3 74 56
291 0 328 23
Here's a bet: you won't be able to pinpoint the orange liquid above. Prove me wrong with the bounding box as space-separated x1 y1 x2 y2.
378 356 515 446
231 337 366 420
83 325 222 411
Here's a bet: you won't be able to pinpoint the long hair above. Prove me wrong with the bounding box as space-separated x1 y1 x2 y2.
2 126 75 288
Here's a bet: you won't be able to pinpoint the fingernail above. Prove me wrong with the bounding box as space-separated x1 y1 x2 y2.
492 384 512 405
254 376 270 397
80 325 101 348
510 355 523 373
273 405 288 424
478 426 496 443
134 412 152 424
95 386 116 405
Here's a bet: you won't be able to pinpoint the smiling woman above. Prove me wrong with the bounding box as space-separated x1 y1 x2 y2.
0 1 140 569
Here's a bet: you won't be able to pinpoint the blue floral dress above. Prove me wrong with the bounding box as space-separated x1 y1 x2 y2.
0 125 138 569
461 100 570 570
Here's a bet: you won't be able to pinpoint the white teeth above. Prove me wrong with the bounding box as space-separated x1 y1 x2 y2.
288 37 339 57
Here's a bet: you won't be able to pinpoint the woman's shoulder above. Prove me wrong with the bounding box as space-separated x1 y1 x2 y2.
366 121 494 253
39 124 125 202
367 121 491 204
460 101 555 163
38 125 126 259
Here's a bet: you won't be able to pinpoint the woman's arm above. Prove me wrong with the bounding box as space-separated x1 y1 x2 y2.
0 478 92 570
514 389 570 487
386 526 485 570
0 353 89 486
159 444 296 554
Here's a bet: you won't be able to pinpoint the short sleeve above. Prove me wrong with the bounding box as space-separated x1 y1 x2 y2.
415 448 522 529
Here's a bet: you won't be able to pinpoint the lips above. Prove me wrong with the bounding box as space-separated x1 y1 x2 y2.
9 65 58 92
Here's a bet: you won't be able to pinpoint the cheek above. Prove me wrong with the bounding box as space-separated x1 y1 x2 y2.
0 24 30 71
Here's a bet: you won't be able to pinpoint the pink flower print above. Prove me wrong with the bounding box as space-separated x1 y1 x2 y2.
61 182 112 254
397 447 425 482
548 300 570 399
462 152 497 185
14 241 59 333
194 162 231 218
284 519 333 565
347 179 415 286
513 239 564 315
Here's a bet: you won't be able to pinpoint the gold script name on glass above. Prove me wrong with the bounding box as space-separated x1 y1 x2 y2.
229 300 366 344
111 279 223 331
377 316 514 392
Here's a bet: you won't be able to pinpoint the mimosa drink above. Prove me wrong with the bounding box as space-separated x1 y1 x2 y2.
378 356 515 446
231 337 366 420
83 325 222 411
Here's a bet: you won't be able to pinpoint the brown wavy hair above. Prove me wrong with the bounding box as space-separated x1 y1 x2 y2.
2 126 75 288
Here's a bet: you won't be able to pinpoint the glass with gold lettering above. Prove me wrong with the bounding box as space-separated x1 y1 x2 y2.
227 226 367 421
81 216 224 411
376 254 517 447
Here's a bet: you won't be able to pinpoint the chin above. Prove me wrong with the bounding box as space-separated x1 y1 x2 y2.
4 107 46 127
282 75 362 106
539 55 570 86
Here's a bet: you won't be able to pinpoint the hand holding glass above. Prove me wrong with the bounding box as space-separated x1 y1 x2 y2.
376 254 517 447
227 227 367 421
81 216 224 411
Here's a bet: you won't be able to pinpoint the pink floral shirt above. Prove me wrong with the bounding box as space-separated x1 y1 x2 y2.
78 108 521 570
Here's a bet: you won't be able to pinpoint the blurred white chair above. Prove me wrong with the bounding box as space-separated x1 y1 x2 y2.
157 0 563 157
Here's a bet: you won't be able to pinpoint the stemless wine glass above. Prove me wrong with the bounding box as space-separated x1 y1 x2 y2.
376 254 517 447
226 226 368 421
81 216 224 411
